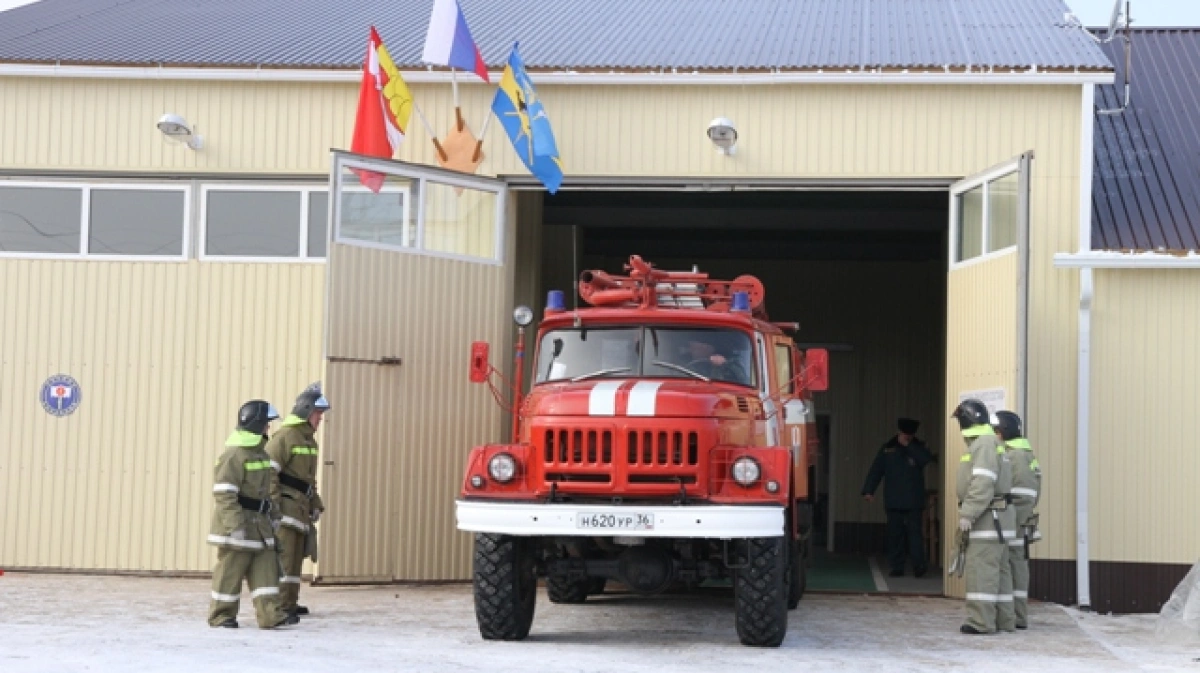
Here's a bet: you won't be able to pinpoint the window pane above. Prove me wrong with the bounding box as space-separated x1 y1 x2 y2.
988 172 1019 252
0 185 82 254
205 190 301 257
955 185 984 262
307 191 328 258
89 189 185 256
535 327 641 383
423 181 497 260
775 344 794 394
337 171 415 249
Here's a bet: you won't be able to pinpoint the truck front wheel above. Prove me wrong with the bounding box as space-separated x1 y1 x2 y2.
734 536 788 647
473 533 536 640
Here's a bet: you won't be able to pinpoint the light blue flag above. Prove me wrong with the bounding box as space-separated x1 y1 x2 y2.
491 42 563 193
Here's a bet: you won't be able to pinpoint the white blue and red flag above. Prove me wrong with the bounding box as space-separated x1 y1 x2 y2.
421 0 490 82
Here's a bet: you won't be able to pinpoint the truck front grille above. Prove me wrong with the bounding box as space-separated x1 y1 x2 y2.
544 428 614 466
535 422 709 494
627 430 699 467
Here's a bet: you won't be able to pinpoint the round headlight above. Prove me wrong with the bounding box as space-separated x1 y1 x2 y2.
513 305 534 327
488 453 517 483
731 457 761 486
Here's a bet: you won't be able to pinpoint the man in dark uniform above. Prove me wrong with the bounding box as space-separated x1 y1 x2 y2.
862 418 934 577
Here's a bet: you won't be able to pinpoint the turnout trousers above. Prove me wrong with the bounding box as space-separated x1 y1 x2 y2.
208 547 287 628
964 540 1015 633
276 525 307 612
1008 542 1030 628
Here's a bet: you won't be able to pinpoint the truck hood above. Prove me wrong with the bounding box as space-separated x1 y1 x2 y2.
526 379 757 419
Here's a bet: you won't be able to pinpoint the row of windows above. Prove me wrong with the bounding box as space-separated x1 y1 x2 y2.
0 181 329 260
0 176 503 264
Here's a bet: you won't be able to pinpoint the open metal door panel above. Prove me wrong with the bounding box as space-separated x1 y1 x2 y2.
942 152 1032 598
316 151 510 583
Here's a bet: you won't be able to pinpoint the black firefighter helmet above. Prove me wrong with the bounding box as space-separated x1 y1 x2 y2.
951 398 990 430
994 410 1024 441
291 381 331 420
237 400 279 436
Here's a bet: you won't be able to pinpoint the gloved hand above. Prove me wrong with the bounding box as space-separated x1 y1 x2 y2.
230 528 247 540
958 517 972 533
271 519 281 532
311 509 322 523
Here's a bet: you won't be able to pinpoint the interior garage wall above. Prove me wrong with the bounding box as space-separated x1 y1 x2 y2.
580 254 946 549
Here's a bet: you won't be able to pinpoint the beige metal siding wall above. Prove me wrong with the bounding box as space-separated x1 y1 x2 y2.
0 259 323 572
942 253 1017 596
1 76 1085 576
1090 270 1200 565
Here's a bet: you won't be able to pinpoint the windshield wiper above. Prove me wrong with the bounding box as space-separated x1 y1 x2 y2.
570 367 632 382
651 360 710 382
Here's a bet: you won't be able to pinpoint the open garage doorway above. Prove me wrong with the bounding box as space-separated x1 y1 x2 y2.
518 187 950 596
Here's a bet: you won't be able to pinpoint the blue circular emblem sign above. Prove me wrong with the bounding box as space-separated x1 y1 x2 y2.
40 374 81 417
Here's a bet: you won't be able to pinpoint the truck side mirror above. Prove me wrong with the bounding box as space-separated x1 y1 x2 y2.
470 341 491 384
804 348 829 392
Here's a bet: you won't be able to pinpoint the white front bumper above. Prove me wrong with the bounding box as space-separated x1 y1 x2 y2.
455 500 785 538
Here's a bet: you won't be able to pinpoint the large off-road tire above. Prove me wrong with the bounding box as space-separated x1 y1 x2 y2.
787 537 807 610
547 575 590 604
734 536 788 647
473 533 537 640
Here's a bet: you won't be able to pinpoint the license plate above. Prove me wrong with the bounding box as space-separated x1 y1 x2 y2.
576 512 654 531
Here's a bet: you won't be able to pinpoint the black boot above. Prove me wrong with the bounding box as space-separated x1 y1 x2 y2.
295 605 310 615
273 613 300 628
960 624 989 635
216 619 238 629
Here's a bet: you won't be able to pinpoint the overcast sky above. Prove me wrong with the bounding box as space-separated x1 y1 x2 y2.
0 0 1196 27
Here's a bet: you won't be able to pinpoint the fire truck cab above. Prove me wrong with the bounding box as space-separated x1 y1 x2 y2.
457 255 829 647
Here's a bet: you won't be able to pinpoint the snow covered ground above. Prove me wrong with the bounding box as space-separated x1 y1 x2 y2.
0 572 1196 672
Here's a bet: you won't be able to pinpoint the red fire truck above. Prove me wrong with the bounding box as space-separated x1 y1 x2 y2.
458 255 829 647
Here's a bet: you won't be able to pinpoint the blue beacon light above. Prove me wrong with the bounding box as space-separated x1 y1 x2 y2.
731 291 750 313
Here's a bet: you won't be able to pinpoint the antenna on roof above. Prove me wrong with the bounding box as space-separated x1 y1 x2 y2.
1096 1 1133 116
1103 0 1125 41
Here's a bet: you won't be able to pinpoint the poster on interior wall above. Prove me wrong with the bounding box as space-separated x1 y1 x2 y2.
957 387 1006 421
40 374 81 417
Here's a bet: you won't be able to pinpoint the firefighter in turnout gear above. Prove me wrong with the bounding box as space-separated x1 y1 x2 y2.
995 410 1042 630
267 382 329 618
207 400 297 629
952 398 1016 635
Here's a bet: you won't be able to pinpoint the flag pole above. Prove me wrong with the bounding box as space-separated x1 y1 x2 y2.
452 67 465 132
412 101 449 163
472 109 492 162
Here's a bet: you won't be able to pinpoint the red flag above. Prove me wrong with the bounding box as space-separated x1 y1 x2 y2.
350 26 402 192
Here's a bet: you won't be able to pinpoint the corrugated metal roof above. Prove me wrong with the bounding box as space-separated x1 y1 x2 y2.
1093 29 1200 250
0 0 1112 71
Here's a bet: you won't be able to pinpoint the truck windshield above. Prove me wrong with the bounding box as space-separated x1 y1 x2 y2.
534 326 755 387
